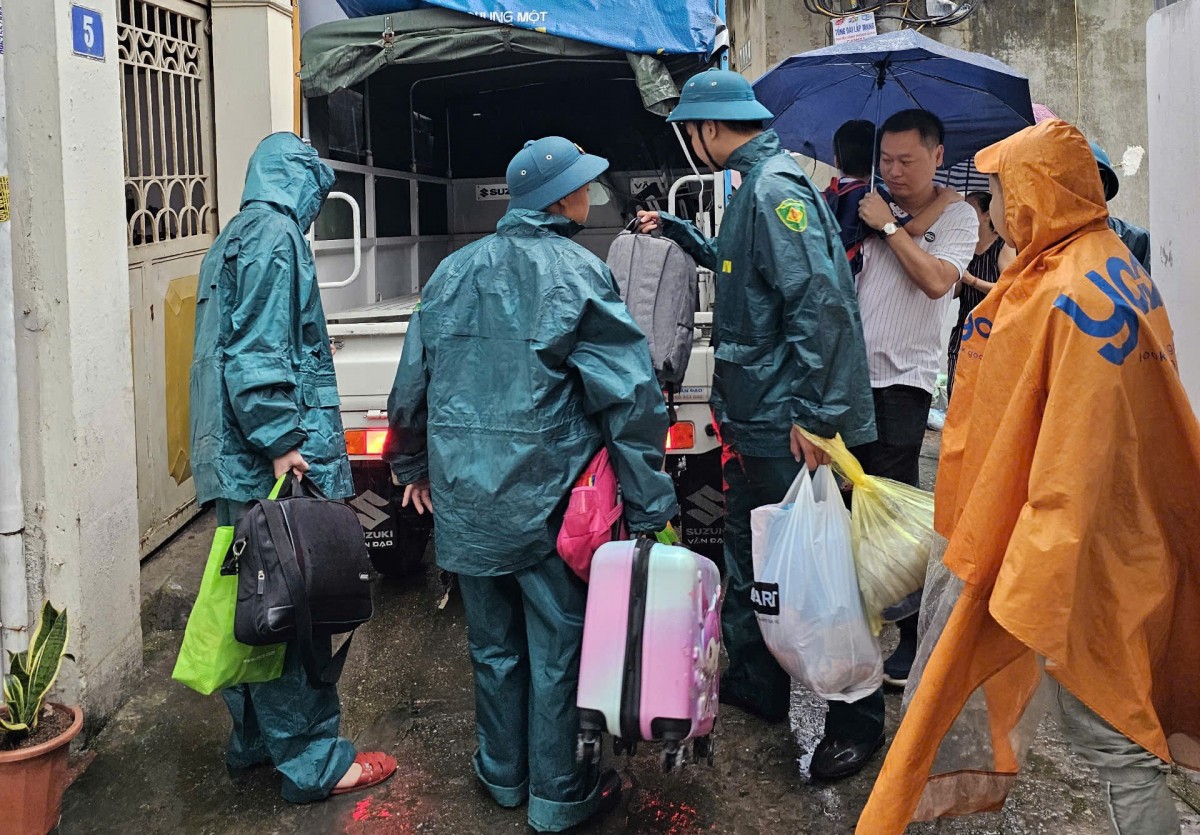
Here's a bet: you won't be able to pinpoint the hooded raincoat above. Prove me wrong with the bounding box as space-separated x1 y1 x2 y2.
657 130 877 455
857 120 1200 832
191 132 352 504
384 209 678 576
189 133 356 804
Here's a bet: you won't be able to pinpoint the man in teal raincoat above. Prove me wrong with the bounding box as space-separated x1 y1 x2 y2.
638 70 881 780
385 136 678 832
190 132 395 802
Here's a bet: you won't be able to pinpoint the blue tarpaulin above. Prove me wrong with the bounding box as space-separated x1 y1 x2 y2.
331 0 720 55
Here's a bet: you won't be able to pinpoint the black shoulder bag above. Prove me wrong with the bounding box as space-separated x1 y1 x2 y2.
222 474 374 685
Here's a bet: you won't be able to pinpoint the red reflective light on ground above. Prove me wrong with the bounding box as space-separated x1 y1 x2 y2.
666 421 695 451
627 789 704 834
345 429 388 456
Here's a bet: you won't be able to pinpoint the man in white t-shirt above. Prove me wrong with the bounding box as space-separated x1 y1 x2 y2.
855 109 979 687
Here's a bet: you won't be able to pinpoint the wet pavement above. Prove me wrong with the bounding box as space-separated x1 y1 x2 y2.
60 434 1200 834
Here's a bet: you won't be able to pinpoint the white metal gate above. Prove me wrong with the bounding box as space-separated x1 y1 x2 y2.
120 0 217 557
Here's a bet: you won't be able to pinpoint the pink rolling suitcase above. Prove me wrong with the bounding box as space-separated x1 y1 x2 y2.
576 539 722 771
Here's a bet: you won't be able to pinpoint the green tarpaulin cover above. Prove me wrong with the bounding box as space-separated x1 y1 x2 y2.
300 8 696 115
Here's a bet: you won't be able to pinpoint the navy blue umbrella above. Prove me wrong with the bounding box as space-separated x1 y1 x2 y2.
753 30 1034 169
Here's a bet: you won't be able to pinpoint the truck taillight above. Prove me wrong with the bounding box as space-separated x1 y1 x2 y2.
666 421 695 451
345 428 388 456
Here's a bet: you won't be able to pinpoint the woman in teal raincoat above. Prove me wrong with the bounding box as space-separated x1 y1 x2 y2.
190 132 395 802
385 137 678 832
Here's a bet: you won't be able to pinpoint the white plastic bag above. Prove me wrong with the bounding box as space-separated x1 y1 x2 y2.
750 466 882 702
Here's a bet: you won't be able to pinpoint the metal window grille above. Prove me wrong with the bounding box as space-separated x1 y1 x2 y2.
118 0 214 246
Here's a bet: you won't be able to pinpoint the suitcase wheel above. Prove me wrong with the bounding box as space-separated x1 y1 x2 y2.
661 743 687 773
692 735 716 767
613 737 638 757
576 732 601 767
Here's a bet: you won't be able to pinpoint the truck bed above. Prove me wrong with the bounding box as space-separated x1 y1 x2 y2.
328 298 415 412
327 294 422 327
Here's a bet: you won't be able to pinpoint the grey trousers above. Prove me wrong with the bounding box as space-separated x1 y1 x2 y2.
1054 682 1181 835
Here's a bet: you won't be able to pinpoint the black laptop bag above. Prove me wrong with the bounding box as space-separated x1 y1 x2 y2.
223 474 373 684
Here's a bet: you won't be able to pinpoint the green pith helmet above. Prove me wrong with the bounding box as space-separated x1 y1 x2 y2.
1089 141 1120 202
667 68 774 124
506 136 609 211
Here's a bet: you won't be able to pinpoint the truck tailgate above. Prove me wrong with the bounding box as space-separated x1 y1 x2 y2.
328 295 419 411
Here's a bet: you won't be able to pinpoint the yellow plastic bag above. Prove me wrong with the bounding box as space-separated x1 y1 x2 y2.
799 429 934 634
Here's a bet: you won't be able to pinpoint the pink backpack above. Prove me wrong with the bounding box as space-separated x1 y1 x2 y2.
557 448 626 582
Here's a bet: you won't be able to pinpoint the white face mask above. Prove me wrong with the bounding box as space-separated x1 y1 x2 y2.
587 182 612 206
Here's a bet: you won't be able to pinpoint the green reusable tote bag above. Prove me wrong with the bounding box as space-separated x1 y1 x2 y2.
172 478 287 694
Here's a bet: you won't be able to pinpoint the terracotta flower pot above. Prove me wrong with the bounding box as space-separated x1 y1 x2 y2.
0 704 84 835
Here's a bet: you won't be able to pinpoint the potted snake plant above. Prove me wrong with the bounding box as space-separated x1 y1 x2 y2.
0 601 82 835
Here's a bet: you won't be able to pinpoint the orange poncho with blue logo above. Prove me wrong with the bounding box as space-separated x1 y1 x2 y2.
857 120 1200 832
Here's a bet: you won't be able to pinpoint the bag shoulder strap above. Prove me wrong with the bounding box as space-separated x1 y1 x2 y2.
260 500 352 686
218 477 295 574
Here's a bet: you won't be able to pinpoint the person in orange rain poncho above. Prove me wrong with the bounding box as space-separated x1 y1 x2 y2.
856 119 1200 835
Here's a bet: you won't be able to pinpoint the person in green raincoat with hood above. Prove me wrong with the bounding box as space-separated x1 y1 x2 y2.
190 132 396 802
384 136 678 832
638 69 881 781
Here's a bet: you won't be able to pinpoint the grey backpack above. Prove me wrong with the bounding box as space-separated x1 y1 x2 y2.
606 229 698 397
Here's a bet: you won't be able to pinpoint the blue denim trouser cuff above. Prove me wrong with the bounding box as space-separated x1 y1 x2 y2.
528 772 601 833
473 748 528 809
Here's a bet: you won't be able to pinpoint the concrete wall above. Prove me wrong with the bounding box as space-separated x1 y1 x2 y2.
212 0 298 227
728 0 825 79
1147 0 1200 406
6 0 143 722
963 1 1151 228
727 0 1153 227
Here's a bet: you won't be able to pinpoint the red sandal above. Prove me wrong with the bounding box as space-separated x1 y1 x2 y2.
330 751 398 796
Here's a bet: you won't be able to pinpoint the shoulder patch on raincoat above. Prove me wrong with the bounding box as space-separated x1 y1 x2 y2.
774 198 808 232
